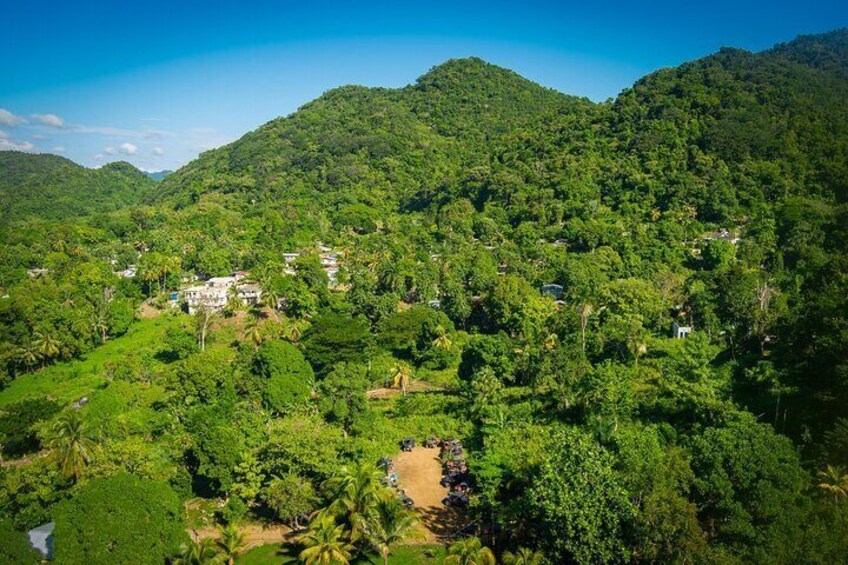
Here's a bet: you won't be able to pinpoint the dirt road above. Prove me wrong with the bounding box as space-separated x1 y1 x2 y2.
394 446 461 543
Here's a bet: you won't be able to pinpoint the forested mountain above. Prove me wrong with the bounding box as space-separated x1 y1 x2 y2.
0 152 157 223
1 30 848 565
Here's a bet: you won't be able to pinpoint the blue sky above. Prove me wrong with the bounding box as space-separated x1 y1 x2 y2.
1 0 846 171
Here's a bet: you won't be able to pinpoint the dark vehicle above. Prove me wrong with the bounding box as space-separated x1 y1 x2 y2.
442 492 469 507
378 456 393 472
399 489 414 507
441 471 470 488
400 437 416 451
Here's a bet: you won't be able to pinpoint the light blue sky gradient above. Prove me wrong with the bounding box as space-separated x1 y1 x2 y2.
1 0 846 170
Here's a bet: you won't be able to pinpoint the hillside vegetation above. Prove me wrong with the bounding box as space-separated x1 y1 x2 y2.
0 152 157 224
1 30 848 565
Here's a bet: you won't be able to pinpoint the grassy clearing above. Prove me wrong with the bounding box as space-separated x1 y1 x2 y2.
0 313 186 408
237 543 446 564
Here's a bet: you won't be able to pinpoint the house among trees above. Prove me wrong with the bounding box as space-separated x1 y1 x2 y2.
704 227 741 245
115 265 137 278
282 246 343 286
672 322 693 339
184 272 263 314
236 283 262 306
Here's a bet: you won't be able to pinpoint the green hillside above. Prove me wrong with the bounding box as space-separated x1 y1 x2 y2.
2 30 848 565
0 152 157 223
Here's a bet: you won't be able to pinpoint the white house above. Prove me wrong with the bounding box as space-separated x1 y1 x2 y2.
184 273 244 314
236 283 263 306
115 265 137 278
672 322 693 339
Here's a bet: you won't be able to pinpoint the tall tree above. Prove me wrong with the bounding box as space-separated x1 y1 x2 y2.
48 411 95 480
361 495 420 565
298 514 354 565
443 537 496 565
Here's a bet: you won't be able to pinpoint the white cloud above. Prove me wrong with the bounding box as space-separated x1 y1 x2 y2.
31 113 65 128
152 146 165 156
0 138 36 152
51 146 66 153
119 142 138 155
0 108 26 127
104 146 117 155
31 134 49 141
0 129 36 152
68 124 176 139
93 153 104 161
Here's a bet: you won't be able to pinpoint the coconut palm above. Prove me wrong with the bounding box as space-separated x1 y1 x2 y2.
16 341 39 372
261 286 281 322
226 285 246 315
817 464 848 502
390 363 413 395
361 495 420 565
216 524 247 565
48 411 95 480
443 537 496 565
33 330 61 366
431 325 453 350
502 547 545 565
171 538 218 565
298 514 354 565
575 302 594 353
245 316 264 350
322 463 385 540
282 316 310 342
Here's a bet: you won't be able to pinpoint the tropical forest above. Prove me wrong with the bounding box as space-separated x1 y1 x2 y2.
1 27 848 565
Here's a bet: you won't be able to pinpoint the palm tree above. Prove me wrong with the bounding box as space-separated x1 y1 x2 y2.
431 325 453 350
226 285 246 315
48 411 95 480
33 330 61 367
261 286 281 322
298 514 354 565
16 341 39 373
322 463 385 540
361 495 420 565
216 524 247 565
502 547 545 565
282 316 310 342
575 302 594 353
817 464 848 502
443 537 496 565
391 363 413 395
245 317 264 351
171 538 218 565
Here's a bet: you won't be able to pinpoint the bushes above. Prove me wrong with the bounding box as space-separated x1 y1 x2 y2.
52 473 186 564
253 341 314 413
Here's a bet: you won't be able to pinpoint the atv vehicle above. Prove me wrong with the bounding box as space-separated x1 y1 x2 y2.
400 437 416 451
442 492 469 507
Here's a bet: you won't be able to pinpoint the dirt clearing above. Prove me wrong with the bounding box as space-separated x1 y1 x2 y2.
394 446 462 543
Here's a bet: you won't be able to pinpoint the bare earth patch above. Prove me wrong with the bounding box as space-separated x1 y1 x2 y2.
394 446 462 543
189 523 294 550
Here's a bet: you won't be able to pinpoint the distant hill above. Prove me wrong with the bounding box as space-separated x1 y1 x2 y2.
155 31 848 224
0 152 157 223
145 170 173 182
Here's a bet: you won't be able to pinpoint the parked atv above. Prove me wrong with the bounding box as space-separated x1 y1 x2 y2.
400 437 416 452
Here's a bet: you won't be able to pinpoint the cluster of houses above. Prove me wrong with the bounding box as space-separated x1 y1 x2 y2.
183 245 342 314
184 272 262 314
283 244 341 285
